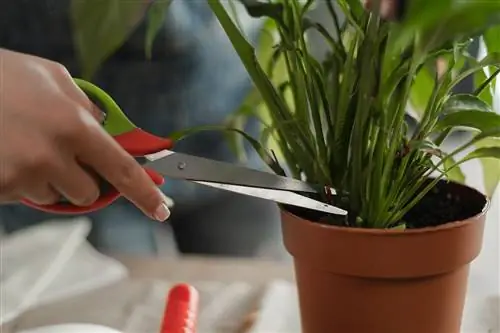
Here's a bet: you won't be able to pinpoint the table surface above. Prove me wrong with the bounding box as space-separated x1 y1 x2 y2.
117 255 294 282
2 190 498 333
1 255 295 333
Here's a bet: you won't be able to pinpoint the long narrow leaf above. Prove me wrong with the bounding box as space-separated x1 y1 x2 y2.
169 125 286 176
144 0 173 59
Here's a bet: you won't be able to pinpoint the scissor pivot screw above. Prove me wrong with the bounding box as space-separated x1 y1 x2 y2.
177 162 187 170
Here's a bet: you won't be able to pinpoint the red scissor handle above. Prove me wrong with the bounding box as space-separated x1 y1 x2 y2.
160 283 199 333
21 128 172 214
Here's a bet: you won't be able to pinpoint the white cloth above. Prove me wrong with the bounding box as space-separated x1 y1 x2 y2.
19 324 121 333
0 218 128 325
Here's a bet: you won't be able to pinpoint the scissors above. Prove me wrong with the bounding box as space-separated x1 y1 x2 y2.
21 79 347 216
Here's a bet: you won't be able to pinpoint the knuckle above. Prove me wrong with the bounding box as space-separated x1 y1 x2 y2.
48 62 71 81
56 106 90 141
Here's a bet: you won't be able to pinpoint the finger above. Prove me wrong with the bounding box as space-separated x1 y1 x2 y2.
74 116 170 221
50 160 100 207
50 63 90 108
86 102 106 123
23 183 60 205
57 74 105 123
67 87 105 123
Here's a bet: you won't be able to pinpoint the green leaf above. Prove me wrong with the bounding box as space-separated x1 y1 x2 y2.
71 0 152 79
336 0 364 36
169 125 286 176
222 18 286 162
473 69 500 106
464 146 500 161
410 65 435 118
423 6 500 52
392 1 500 54
474 139 500 197
481 156 500 198
145 0 173 60
448 52 500 93
442 94 493 114
484 26 500 54
224 106 253 162
239 0 285 28
208 0 317 171
207 0 288 122
433 110 500 133
462 140 500 197
443 155 465 184
400 0 453 31
389 223 406 231
342 0 364 18
388 0 452 52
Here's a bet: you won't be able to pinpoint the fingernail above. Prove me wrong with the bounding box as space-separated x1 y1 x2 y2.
153 202 171 222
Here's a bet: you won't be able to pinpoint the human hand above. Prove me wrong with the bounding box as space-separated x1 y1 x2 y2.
0 48 170 221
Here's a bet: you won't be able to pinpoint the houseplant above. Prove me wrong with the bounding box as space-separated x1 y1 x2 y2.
70 1 500 332
201 0 500 332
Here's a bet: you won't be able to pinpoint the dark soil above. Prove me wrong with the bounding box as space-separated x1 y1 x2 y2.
285 180 487 229
402 181 485 228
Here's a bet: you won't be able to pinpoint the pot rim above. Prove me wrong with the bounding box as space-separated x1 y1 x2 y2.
283 180 490 236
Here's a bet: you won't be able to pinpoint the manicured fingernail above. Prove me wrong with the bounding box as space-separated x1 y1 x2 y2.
154 202 171 222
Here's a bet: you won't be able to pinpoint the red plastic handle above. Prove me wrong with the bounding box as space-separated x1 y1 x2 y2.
21 128 173 214
160 283 199 333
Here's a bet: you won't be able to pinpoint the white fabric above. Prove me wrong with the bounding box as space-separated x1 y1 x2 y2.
0 218 128 325
19 324 121 333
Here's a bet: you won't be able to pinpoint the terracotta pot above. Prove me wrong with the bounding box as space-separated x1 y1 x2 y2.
281 181 489 333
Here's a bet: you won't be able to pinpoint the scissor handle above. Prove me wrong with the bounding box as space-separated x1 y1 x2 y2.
160 284 199 333
21 79 172 214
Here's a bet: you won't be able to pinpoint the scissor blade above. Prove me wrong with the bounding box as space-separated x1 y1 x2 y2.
193 181 347 215
144 150 324 194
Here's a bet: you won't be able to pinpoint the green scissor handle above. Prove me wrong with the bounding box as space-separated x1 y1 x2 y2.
73 78 137 136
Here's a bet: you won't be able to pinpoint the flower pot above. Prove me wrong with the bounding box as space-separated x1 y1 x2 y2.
281 181 489 333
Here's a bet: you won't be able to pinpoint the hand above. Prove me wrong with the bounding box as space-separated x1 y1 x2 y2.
0 48 170 221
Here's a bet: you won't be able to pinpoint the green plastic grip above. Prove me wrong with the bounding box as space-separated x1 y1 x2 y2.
73 78 136 136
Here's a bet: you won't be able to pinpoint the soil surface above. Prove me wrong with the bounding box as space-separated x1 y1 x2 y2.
402 181 485 228
286 180 487 229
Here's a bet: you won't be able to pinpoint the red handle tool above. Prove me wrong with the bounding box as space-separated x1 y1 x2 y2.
21 128 172 214
160 283 199 333
20 79 173 214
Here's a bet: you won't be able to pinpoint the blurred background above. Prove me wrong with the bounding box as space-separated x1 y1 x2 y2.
0 0 493 261
0 1 498 332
